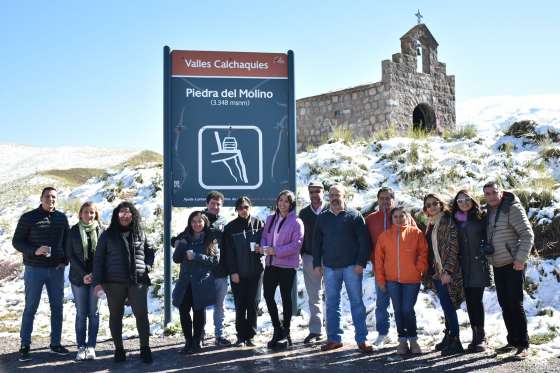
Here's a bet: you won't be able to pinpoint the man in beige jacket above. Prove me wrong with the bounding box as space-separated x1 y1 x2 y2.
483 181 533 359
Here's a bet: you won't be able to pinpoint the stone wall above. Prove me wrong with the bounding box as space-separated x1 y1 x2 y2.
296 23 455 151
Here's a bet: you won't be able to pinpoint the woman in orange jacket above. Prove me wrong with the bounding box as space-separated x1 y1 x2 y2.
375 207 428 355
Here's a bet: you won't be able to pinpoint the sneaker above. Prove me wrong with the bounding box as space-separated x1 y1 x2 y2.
357 342 373 353
513 347 529 360
373 334 389 347
321 341 343 351
85 347 96 360
50 345 70 355
495 344 516 354
140 346 153 364
18 345 31 362
396 340 410 355
75 346 87 361
114 348 126 363
215 336 231 346
303 333 322 344
409 340 422 354
244 339 256 347
233 338 245 347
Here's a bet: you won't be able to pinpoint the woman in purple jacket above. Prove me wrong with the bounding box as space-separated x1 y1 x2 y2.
259 190 304 349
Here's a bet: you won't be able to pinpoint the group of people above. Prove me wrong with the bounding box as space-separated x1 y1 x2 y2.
12 179 534 364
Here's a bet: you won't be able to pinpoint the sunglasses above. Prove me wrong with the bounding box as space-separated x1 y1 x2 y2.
118 211 132 217
237 205 250 210
456 197 472 204
424 201 441 209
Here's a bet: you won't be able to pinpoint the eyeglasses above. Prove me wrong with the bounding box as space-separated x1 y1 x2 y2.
456 197 472 204
424 201 441 209
237 205 250 210
309 190 322 194
118 211 132 217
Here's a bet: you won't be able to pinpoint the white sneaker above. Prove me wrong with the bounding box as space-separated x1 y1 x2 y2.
373 334 389 347
85 347 96 360
75 346 87 361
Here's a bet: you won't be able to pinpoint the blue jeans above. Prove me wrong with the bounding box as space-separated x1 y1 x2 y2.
324 265 368 344
375 282 390 335
386 281 420 340
213 277 228 337
20 266 64 347
71 284 100 348
434 279 459 337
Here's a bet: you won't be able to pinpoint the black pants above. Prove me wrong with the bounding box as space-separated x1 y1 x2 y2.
179 284 206 342
105 283 150 349
494 264 529 348
464 287 485 328
231 274 261 340
263 266 295 331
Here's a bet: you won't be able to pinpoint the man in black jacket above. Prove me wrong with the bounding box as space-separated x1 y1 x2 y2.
12 187 70 361
203 191 232 346
298 181 327 344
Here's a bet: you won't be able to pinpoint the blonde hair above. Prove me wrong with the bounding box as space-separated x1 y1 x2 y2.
79 201 100 222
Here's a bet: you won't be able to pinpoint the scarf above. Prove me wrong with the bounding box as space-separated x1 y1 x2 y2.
78 220 99 260
428 212 444 275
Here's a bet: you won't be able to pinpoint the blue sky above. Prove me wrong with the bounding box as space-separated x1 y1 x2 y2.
1 1 558 152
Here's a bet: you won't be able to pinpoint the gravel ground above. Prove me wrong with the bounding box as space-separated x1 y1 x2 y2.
1 335 559 373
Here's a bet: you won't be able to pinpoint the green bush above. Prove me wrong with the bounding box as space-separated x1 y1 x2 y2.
370 123 400 141
541 147 560 162
330 127 354 144
407 142 420 164
352 176 369 191
443 124 478 140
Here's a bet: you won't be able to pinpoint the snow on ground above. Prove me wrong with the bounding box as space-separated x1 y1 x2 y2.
457 95 560 138
0 96 560 359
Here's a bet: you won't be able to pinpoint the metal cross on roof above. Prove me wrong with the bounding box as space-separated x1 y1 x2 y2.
415 9 423 24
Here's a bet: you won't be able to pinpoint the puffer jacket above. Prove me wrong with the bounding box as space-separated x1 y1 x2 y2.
65 223 103 286
455 217 492 288
92 229 154 286
374 225 428 286
172 233 218 309
12 205 69 267
223 216 264 278
486 191 534 268
261 210 304 269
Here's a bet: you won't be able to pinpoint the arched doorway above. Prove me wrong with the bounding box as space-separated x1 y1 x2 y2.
412 103 436 131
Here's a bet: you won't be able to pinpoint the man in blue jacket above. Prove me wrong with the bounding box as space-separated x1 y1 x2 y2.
312 184 373 353
12 187 70 361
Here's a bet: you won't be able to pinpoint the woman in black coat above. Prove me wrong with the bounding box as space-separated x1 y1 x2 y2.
93 201 154 364
172 210 218 354
65 202 103 361
223 196 264 347
452 190 492 353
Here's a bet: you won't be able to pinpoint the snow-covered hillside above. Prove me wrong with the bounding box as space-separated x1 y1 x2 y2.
0 144 139 185
0 95 559 359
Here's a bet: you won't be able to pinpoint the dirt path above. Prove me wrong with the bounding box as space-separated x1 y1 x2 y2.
1 335 558 373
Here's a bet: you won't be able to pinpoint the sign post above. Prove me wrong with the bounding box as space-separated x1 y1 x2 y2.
163 48 295 325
